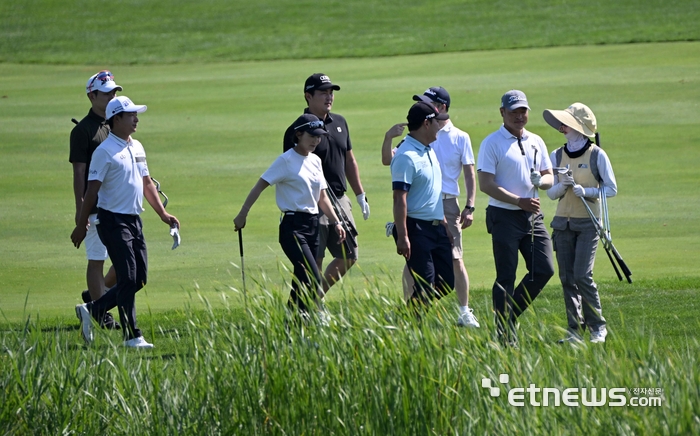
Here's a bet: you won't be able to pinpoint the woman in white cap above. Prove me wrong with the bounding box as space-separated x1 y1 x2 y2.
544 103 618 344
234 114 346 323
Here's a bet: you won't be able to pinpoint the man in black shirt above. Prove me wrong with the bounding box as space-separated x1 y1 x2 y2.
283 73 370 296
69 70 122 330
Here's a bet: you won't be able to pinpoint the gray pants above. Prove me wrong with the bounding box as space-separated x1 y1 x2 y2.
551 218 606 333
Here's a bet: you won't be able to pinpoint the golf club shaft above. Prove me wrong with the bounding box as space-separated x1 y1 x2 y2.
581 197 631 282
238 228 248 305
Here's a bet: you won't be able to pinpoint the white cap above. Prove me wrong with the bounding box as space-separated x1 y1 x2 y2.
106 96 147 120
86 70 122 94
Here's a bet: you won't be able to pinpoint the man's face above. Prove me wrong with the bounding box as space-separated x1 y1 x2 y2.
501 107 529 134
306 88 334 117
89 89 118 114
113 112 139 136
426 118 441 143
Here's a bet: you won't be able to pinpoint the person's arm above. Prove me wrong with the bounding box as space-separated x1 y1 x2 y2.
70 180 101 248
460 164 476 228
393 190 410 260
598 150 618 197
382 123 406 166
144 176 180 228
478 171 540 213
537 169 554 190
233 178 270 230
318 190 346 244
72 162 87 225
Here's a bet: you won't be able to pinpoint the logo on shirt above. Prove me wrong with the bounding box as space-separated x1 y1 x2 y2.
337 127 342 133
119 153 126 159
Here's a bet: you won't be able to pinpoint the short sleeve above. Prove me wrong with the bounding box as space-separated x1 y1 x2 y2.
69 126 89 163
261 155 288 186
88 148 110 182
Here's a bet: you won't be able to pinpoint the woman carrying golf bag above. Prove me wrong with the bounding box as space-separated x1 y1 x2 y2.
544 103 618 344
233 114 345 323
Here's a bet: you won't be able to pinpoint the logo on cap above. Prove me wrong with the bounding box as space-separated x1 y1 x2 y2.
508 95 526 104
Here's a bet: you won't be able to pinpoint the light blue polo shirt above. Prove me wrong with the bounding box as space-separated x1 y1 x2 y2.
391 135 443 221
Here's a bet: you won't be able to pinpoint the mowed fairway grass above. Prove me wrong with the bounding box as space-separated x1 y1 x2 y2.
1 38 700 436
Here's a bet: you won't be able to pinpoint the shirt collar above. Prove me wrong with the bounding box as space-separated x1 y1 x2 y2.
498 124 530 140
404 134 431 151
108 132 131 147
87 108 106 124
303 107 334 124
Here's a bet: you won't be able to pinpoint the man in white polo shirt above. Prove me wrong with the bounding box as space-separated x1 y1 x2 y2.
71 96 179 348
477 90 555 345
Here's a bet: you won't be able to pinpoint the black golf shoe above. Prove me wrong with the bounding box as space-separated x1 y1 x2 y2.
101 312 121 330
81 290 91 304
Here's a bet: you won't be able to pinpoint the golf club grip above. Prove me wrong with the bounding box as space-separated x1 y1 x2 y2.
71 118 79 125
604 246 623 281
238 228 244 257
611 245 633 283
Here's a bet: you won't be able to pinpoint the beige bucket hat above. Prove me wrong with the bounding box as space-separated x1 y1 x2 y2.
543 102 597 138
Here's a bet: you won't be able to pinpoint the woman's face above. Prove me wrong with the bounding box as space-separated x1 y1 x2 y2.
559 124 572 135
295 131 322 154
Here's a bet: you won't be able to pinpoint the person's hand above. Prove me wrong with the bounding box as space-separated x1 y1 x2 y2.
233 213 246 231
385 123 407 140
560 172 575 186
530 170 542 188
161 213 179 229
357 193 370 220
460 208 474 229
572 184 585 197
333 222 346 244
396 236 411 260
71 225 88 249
517 197 540 214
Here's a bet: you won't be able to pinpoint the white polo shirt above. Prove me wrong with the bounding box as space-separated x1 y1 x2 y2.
477 125 552 210
88 133 149 215
432 120 474 196
261 148 327 214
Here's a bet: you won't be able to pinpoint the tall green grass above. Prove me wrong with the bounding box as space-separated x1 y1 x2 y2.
2 279 698 435
1 0 698 64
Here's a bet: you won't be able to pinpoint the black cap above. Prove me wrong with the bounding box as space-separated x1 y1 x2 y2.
407 101 449 125
304 73 341 93
413 86 451 108
292 113 328 136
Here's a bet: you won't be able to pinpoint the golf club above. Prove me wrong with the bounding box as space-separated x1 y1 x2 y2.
150 177 169 208
323 180 358 255
237 228 248 309
530 144 538 281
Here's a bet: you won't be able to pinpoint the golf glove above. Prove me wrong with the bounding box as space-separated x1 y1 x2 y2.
572 184 586 198
357 193 370 220
560 172 575 186
530 170 542 188
170 226 180 250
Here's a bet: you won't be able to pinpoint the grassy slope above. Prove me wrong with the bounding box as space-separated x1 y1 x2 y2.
0 0 698 64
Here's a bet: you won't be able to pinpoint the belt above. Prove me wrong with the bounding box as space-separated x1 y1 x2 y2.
283 211 316 216
441 193 458 200
407 216 442 226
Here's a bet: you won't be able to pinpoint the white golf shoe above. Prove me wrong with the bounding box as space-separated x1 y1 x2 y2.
558 330 583 344
75 303 94 345
124 336 154 349
590 328 608 343
457 308 480 328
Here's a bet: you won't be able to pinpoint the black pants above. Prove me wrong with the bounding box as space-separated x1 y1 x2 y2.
279 212 321 313
486 206 554 336
394 217 455 306
92 209 147 341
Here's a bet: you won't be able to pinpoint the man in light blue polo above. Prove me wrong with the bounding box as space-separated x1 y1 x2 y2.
391 101 454 309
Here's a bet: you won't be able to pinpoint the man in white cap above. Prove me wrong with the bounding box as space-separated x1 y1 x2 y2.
71 96 180 348
544 103 617 344
69 70 122 330
477 90 555 345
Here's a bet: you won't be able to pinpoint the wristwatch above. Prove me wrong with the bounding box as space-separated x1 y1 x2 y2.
464 205 475 213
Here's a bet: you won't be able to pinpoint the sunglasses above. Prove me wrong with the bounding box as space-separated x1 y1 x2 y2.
294 120 325 131
87 70 115 92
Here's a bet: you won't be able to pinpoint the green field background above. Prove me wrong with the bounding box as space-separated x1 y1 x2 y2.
1 41 699 322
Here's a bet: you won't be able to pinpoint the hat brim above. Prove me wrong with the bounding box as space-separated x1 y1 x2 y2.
504 102 530 111
308 128 329 136
543 109 595 137
435 113 449 120
413 94 434 104
316 84 340 91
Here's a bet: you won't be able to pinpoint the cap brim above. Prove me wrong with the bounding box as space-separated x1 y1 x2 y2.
309 128 329 136
123 104 148 114
505 102 530 110
317 84 341 91
436 113 449 120
413 94 433 103
543 109 593 137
